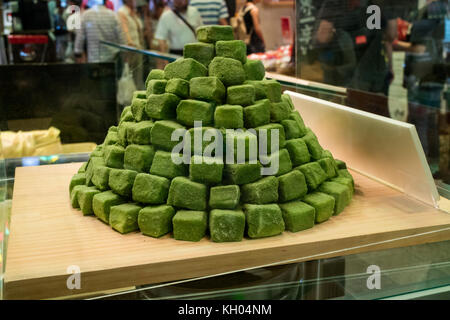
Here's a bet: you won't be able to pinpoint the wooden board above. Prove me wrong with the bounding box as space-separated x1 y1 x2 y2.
5 163 450 299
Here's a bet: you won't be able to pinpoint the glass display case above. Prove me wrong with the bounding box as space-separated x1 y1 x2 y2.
1 1 449 301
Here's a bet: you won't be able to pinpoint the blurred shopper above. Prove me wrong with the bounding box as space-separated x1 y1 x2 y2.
155 0 203 55
240 0 265 54
190 0 229 25
74 0 126 63
81 0 115 11
149 0 167 50
118 0 145 49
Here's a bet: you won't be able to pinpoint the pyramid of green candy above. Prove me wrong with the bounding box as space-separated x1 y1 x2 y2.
69 25 355 243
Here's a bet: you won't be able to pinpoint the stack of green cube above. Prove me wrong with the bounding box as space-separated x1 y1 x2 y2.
69 25 354 243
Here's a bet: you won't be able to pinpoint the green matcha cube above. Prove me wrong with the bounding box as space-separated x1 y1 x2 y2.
209 209 245 242
227 85 255 106
318 158 337 179
109 203 143 234
270 101 291 122
241 176 279 204
127 121 153 145
215 40 247 63
71 185 86 208
104 145 125 169
243 99 271 128
285 138 310 166
335 159 347 169
190 77 225 104
119 106 134 123
145 93 180 120
145 69 165 88
104 131 119 146
330 176 354 195
278 170 308 203
224 130 258 162
165 78 190 98
279 201 315 232
131 98 149 122
183 42 215 67
288 111 307 137
123 144 155 173
150 150 188 179
77 186 101 216
302 192 335 223
92 190 126 223
196 25 234 43
189 155 224 184
224 162 262 185
243 204 285 239
108 126 118 133
281 119 302 140
185 126 219 156
209 57 246 87
282 94 295 110
259 149 292 176
85 157 105 186
150 120 185 151
256 123 285 154
91 166 111 191
78 162 88 173
262 80 281 102
167 177 208 211
70 173 86 193
176 99 214 127
138 205 176 237
147 79 167 96
209 185 240 209
302 130 324 160
108 169 138 197
91 145 104 157
244 59 265 81
172 210 208 242
117 121 134 146
318 181 351 215
164 58 207 81
132 173 170 204
214 105 244 129
338 169 354 188
244 80 267 100
133 90 147 100
296 162 327 191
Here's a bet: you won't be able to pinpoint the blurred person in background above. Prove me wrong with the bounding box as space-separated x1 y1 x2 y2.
81 0 115 10
155 0 203 55
241 0 265 54
190 0 229 25
74 0 126 63
149 0 168 50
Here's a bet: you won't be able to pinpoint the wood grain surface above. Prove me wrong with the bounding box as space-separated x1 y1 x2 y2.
4 163 450 299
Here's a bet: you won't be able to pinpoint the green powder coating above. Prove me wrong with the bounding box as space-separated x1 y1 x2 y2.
91 166 111 191
124 144 156 173
279 201 315 232
90 145 103 158
132 173 170 204
165 78 190 98
150 120 186 151
70 173 86 194
71 185 87 209
164 58 207 81
244 204 285 239
330 176 354 196
145 93 180 120
119 106 134 123
109 203 143 234
133 90 147 100
147 79 167 96
278 170 308 203
223 129 258 162
185 126 219 156
150 150 188 179
270 101 292 122
262 80 282 103
131 97 149 122
318 158 337 179
138 205 176 238
85 157 105 186
145 69 165 88
77 186 101 216
104 131 119 146
335 159 347 169
296 162 327 191
244 100 271 128
209 185 240 209
256 123 286 154
259 148 293 177
209 209 246 242
224 162 262 185
103 145 125 169
190 76 226 104
184 42 215 67
302 130 324 160
227 85 255 106
78 162 88 173
209 57 246 87
189 155 224 185
285 138 310 166
214 105 244 129
302 192 335 223
167 177 208 211
177 99 215 127
281 119 302 140
243 59 265 81
288 111 307 137
93 190 126 223
196 25 234 43
215 40 247 63
117 121 135 146
172 210 208 242
240 176 279 204
338 168 354 188
281 94 295 110
318 181 351 215
127 121 153 145
108 169 138 197
244 80 267 100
